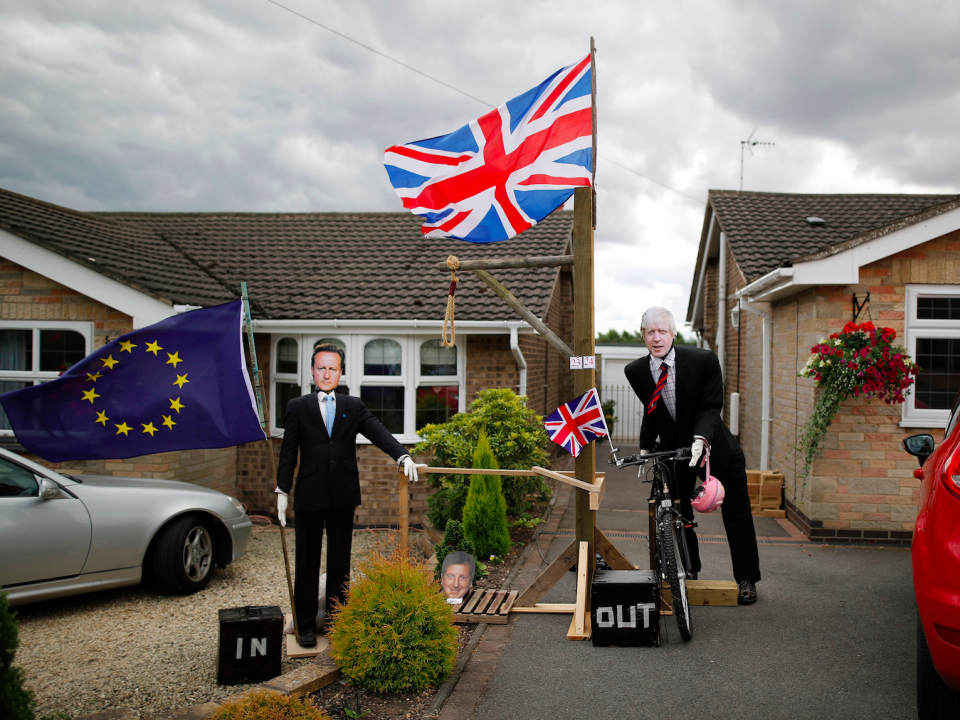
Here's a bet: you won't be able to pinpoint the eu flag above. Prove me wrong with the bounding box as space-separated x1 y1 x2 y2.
0 300 265 462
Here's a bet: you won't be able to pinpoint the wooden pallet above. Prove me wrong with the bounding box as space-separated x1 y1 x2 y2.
451 589 518 624
747 470 784 517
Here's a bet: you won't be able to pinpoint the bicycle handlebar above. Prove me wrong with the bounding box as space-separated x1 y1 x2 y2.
608 446 692 468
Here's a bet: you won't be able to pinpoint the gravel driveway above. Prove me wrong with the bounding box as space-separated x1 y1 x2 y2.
14 524 426 719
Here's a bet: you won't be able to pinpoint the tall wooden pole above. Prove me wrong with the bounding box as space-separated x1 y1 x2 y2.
572 37 598 618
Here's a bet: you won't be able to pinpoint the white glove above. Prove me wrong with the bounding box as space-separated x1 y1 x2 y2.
399 455 428 483
689 438 707 467
277 491 288 527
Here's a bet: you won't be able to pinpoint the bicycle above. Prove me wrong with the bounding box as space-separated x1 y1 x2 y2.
609 445 695 641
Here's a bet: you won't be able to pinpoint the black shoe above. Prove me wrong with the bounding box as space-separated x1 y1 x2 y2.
687 571 698 581
737 580 758 605
298 629 317 648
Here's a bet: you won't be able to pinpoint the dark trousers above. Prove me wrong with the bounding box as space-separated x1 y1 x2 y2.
677 451 761 584
293 506 354 631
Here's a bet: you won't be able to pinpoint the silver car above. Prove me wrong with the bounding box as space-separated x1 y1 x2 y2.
0 447 253 606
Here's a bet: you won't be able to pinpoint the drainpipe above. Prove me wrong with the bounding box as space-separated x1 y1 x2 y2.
716 232 726 376
735 295 772 471
509 323 527 397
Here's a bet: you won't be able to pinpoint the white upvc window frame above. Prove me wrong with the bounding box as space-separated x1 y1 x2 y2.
415 337 464 432
902 284 960 428
0 320 95 435
267 333 466 443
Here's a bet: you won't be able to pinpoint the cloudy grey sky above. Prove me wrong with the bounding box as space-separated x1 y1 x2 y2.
1 0 958 333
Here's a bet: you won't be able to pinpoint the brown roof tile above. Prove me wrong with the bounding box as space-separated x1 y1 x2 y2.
0 187 572 321
709 190 959 282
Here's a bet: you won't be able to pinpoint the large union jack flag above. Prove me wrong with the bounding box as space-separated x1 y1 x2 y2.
544 388 608 458
383 55 593 243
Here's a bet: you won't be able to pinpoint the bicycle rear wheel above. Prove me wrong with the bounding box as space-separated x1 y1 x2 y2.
659 518 692 641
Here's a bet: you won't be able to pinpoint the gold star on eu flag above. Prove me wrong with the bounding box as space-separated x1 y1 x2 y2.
115 422 132 436
96 410 108 426
102 355 119 369
142 422 158 436
162 415 176 429
166 351 182 368
82 388 100 404
86 371 102 382
119 340 137 353
169 397 185 413
174 374 188 389
145 341 162 355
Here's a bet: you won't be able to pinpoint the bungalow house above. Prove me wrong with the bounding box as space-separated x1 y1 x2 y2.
688 190 960 544
0 186 576 525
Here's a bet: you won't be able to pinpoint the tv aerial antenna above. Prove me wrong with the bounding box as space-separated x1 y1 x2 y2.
740 128 775 191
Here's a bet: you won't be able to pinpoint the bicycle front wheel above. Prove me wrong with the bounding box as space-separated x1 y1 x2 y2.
659 518 693 641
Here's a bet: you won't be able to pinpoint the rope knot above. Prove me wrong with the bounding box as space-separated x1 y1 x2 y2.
442 256 460 348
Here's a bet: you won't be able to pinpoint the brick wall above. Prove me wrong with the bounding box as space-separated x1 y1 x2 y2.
0 256 241 494
714 231 959 544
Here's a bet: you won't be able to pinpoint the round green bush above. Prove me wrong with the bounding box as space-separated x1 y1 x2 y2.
330 552 458 694
0 588 35 720
414 388 550 528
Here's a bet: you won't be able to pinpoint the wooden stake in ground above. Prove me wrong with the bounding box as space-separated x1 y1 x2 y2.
240 282 299 645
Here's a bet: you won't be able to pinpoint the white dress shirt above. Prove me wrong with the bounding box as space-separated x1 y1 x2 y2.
648 345 677 421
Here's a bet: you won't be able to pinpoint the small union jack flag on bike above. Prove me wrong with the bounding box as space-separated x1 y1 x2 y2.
544 388 609 458
383 54 593 243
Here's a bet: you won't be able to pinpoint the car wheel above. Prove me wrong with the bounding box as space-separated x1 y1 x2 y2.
152 514 216 595
918 614 960 719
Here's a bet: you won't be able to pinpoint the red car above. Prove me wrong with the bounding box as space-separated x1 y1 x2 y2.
903 392 960 719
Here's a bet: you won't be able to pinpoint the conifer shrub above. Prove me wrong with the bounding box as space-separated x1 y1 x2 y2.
414 388 550 528
209 689 330 720
432 520 486 580
329 551 458 694
462 431 511 563
0 588 35 720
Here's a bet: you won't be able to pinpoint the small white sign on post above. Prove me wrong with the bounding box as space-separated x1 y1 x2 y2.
569 356 583 369
583 355 595 369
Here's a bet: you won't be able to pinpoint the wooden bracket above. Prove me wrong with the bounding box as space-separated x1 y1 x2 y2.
513 538 579 607
567 541 591 640
434 255 574 272
472 268 574 358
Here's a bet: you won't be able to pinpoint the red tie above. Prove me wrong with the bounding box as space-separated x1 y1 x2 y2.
647 364 668 415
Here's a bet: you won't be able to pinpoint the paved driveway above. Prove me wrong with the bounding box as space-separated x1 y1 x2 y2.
466 448 916 720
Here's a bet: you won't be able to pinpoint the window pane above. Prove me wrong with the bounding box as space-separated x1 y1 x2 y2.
420 340 457 376
275 382 301 428
39 330 85 372
914 338 960 410
0 457 39 498
917 297 960 320
361 386 404 433
276 337 298 375
364 339 401 376
0 330 32 371
0 381 30 430
416 386 459 430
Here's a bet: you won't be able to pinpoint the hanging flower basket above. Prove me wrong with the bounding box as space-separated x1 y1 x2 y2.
796 321 919 487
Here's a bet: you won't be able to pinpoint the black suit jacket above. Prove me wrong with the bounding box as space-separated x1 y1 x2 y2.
624 344 741 475
276 392 407 511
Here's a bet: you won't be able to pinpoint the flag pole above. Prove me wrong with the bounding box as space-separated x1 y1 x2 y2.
240 282 300 645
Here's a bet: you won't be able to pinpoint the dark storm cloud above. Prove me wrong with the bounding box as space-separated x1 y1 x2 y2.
0 0 956 330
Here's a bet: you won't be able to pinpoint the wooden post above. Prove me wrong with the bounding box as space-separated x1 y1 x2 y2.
569 38 598 639
398 470 409 557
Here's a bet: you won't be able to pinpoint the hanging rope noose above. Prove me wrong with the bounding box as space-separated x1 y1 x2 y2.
442 255 460 348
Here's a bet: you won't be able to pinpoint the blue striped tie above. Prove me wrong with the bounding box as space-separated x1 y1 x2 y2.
647 365 668 415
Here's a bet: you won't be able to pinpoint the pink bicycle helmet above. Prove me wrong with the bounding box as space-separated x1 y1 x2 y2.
691 450 725 513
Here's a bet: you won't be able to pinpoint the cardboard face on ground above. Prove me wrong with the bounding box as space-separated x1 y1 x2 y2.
441 551 476 603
